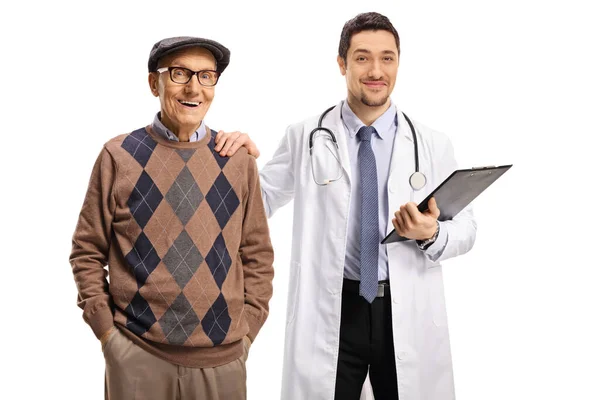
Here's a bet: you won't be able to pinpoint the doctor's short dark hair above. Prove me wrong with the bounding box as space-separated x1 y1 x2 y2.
338 12 400 64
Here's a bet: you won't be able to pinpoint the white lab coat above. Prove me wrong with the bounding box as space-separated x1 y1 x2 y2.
259 102 476 400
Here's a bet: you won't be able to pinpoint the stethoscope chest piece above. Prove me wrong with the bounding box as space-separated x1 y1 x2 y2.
409 171 427 191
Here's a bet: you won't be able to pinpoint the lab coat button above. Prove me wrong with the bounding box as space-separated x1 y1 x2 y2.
388 184 396 193
393 297 399 304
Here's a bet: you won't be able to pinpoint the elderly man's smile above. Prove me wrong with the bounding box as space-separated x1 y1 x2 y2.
178 100 201 108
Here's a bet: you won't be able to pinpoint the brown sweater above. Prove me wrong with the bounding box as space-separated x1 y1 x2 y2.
70 126 274 368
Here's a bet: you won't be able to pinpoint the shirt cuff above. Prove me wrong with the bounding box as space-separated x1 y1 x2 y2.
422 221 448 260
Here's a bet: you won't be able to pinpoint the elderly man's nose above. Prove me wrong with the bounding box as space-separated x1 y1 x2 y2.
184 75 202 92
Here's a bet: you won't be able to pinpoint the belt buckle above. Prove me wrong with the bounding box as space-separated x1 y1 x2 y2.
377 283 385 298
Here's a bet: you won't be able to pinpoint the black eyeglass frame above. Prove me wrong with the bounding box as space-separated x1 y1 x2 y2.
156 66 220 87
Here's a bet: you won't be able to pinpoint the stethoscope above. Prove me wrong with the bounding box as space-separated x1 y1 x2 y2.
309 105 427 190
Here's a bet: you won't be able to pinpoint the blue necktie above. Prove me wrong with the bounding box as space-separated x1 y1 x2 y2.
357 126 379 303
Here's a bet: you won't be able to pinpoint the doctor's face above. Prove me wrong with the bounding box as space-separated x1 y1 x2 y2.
338 30 399 108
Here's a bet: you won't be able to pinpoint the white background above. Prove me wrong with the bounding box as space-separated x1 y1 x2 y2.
1 0 599 399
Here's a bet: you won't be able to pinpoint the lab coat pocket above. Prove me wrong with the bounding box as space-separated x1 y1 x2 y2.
286 261 301 325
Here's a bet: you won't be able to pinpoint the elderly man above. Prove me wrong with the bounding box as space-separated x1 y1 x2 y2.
69 36 274 400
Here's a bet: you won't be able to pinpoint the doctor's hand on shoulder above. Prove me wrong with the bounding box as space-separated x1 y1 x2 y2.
392 197 440 241
215 131 260 158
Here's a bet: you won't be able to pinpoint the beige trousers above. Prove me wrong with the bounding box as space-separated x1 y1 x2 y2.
103 329 248 400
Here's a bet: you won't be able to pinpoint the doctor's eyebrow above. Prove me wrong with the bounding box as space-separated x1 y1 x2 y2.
353 49 397 57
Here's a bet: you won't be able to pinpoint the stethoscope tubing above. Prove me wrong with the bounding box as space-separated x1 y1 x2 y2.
309 105 426 190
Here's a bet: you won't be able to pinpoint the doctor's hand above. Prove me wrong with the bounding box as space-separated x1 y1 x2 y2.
392 198 440 240
214 131 260 158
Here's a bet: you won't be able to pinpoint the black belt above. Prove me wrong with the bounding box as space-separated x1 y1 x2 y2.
342 278 390 298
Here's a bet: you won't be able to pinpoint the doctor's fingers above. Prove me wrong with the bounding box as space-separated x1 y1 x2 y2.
215 131 241 155
403 202 424 222
214 130 225 148
395 207 413 231
399 205 418 226
223 132 260 158
214 130 232 150
392 217 404 235
425 197 440 219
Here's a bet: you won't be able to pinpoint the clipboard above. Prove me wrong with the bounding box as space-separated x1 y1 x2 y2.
381 164 513 244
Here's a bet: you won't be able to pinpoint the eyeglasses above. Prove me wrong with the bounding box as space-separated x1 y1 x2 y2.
156 66 220 86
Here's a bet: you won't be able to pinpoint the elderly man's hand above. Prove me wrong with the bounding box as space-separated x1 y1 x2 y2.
392 197 440 240
215 131 260 158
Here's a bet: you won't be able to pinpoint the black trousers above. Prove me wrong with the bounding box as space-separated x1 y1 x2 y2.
334 279 399 400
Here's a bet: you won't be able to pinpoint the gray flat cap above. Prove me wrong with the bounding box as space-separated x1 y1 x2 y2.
148 36 230 73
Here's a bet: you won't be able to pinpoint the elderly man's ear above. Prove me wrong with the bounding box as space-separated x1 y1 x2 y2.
148 73 159 97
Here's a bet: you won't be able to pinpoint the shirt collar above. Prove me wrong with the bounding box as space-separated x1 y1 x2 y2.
152 112 206 142
341 100 397 141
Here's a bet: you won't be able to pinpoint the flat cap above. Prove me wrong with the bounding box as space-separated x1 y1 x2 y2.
148 36 230 74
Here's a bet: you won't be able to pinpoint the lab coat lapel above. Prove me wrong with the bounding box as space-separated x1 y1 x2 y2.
387 110 416 234
321 102 352 181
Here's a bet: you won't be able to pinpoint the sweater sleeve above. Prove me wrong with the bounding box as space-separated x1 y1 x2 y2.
69 147 117 339
240 155 275 342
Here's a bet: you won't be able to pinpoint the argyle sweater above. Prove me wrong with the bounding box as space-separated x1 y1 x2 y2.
70 126 274 367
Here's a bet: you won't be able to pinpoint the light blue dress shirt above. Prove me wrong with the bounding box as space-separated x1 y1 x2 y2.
152 112 206 142
342 100 397 281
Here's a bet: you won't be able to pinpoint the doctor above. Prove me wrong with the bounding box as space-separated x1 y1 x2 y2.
216 11 476 400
